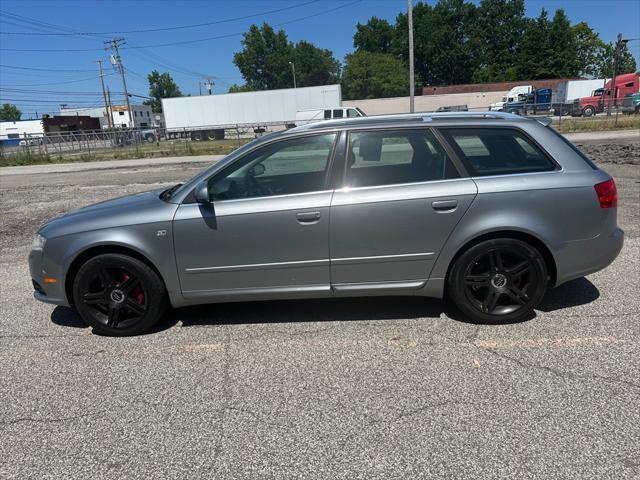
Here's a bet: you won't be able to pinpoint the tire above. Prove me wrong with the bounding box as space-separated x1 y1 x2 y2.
583 106 595 117
145 133 155 143
447 239 548 324
73 253 167 336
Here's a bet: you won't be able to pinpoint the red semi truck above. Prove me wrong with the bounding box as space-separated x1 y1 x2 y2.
571 73 640 117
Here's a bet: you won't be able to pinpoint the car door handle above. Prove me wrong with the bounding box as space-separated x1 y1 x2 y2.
296 211 321 224
431 200 458 212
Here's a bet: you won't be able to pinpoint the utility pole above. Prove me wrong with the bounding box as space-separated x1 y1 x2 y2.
106 86 114 127
289 62 297 89
204 78 214 95
607 33 623 116
96 60 113 128
199 81 202 96
407 0 415 113
105 38 134 128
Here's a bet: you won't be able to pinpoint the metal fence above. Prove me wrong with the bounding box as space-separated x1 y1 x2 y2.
1 101 636 162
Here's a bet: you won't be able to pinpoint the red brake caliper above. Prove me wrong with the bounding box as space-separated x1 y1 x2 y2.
121 274 145 304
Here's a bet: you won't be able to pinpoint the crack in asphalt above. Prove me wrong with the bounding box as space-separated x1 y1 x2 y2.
0 410 105 427
433 330 640 391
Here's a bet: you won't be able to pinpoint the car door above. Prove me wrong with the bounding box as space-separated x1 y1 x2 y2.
329 127 477 291
173 132 338 302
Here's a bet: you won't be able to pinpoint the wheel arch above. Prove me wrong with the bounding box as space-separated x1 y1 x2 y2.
444 230 557 288
64 244 167 306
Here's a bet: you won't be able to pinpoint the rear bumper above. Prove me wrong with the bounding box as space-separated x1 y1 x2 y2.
554 227 624 286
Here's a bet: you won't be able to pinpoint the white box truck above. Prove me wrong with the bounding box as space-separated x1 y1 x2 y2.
161 84 342 140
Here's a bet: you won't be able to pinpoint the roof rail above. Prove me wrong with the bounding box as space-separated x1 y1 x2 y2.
288 110 524 132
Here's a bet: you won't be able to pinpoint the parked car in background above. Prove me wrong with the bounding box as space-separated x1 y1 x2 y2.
29 112 623 336
295 107 365 126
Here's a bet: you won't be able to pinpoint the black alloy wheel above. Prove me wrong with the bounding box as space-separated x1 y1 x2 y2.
73 253 167 336
448 239 548 324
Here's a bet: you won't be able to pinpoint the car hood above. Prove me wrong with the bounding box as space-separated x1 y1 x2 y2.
39 189 179 239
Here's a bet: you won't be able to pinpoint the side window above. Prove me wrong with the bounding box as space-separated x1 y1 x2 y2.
324 109 331 119
441 128 555 176
347 108 359 118
346 129 460 188
208 133 336 201
333 109 344 118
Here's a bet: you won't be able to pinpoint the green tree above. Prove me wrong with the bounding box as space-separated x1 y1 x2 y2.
234 23 341 90
547 9 578 77
233 23 293 90
143 71 182 113
392 0 478 86
472 0 526 82
227 84 253 93
0 103 21 121
353 17 395 54
593 41 637 78
291 40 341 87
573 22 605 77
516 9 554 79
341 51 408 99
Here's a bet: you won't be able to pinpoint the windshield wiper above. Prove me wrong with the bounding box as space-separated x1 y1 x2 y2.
160 183 183 201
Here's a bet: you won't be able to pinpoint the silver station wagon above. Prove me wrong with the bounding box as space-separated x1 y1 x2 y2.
29 112 623 336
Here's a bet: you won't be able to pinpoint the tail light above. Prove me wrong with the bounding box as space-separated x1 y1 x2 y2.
594 178 617 208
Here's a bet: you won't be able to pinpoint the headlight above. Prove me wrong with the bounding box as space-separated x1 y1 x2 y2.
32 233 46 251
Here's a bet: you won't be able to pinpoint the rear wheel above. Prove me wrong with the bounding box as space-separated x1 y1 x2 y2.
448 239 548 324
73 253 167 336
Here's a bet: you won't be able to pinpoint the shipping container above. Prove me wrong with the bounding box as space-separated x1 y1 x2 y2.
161 84 342 140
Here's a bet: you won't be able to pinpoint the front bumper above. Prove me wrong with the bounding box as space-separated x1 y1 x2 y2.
554 227 624 286
28 249 70 306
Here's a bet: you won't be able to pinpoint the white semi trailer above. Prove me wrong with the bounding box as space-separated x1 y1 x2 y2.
161 84 342 140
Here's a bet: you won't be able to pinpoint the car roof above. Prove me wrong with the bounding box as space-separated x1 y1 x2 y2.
286 110 530 134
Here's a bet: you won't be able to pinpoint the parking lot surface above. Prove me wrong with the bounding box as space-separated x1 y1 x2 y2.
1 138 639 479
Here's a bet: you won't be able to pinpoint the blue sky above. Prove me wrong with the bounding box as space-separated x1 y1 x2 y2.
1 0 639 118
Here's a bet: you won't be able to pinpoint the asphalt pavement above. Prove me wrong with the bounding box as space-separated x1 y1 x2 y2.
0 137 638 479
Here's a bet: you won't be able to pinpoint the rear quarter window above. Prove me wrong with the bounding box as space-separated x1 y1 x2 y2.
440 127 556 176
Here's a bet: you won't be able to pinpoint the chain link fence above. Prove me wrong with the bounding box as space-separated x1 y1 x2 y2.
1 100 637 165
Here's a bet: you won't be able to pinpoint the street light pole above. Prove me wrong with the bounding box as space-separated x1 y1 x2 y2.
407 0 415 113
289 61 297 89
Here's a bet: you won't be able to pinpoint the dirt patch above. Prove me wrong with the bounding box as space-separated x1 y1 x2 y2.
576 141 640 165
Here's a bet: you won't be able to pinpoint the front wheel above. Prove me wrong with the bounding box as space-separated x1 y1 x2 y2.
73 253 167 336
447 239 548 324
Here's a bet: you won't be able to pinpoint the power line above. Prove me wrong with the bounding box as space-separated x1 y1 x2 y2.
0 88 123 95
0 64 97 73
0 73 118 88
0 1 363 52
0 1 320 35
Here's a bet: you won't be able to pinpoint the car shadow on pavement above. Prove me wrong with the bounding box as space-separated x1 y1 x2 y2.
171 296 452 329
51 306 88 329
537 277 600 312
49 277 600 333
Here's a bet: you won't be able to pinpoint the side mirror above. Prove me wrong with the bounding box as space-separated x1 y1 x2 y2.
194 180 210 203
